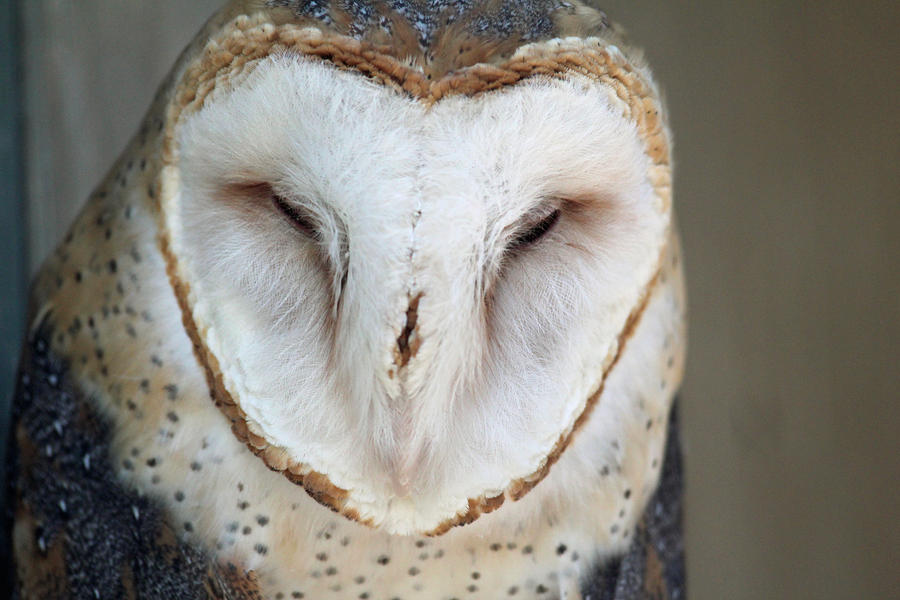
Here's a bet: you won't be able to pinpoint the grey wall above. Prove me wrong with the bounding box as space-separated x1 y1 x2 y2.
22 0 223 267
16 2 900 598
0 0 26 580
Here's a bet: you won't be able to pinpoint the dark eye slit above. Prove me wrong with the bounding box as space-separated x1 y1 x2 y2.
272 194 318 239
510 208 561 250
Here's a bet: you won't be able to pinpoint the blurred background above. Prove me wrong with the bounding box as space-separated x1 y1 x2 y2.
1 1 898 598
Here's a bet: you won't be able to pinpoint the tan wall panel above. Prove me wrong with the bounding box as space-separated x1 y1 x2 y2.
600 2 900 597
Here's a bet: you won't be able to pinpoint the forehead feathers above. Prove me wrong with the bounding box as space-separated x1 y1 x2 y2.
265 0 611 76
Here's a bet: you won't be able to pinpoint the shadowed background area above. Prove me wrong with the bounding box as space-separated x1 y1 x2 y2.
2 2 898 598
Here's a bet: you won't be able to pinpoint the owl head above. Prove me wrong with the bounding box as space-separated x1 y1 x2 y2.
153 0 679 535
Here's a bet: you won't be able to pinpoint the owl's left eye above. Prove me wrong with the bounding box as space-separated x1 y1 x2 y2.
509 206 561 250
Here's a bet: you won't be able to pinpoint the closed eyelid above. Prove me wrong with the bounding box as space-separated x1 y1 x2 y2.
508 205 562 250
272 192 320 240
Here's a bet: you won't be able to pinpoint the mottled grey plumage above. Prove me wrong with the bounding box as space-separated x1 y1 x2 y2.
268 0 608 46
9 322 261 599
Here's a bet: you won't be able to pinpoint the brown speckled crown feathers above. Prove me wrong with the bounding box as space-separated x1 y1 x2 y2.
260 0 613 77
267 0 610 43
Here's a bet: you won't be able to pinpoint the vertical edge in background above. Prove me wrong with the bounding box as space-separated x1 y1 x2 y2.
0 0 27 589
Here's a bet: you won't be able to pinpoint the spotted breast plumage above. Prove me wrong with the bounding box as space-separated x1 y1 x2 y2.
8 1 687 598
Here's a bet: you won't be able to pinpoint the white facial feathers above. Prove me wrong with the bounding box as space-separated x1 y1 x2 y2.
168 54 668 534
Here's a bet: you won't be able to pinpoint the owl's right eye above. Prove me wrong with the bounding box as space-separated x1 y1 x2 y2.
272 192 319 240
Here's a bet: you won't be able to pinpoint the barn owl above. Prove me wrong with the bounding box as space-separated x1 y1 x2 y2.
9 1 687 598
